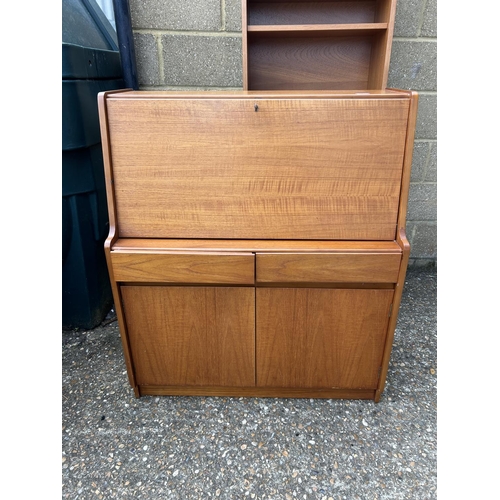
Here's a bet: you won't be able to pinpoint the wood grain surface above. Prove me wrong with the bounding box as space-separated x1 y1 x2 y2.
248 34 374 90
98 83 415 401
247 1 380 26
256 288 393 389
112 238 403 253
256 252 401 283
111 252 255 284
106 96 409 240
243 0 396 90
106 90 409 99
122 286 255 387
138 385 375 399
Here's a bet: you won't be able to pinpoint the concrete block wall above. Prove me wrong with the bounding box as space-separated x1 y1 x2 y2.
129 0 437 267
388 0 437 267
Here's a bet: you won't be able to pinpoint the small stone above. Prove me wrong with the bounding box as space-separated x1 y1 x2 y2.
241 444 247 450
173 470 179 477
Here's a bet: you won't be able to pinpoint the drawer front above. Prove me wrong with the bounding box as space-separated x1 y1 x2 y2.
256 253 401 284
111 252 255 284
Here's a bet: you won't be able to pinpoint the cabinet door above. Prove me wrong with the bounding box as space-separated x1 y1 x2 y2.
256 288 393 389
121 286 255 387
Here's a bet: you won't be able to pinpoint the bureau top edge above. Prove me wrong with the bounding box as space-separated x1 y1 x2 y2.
102 89 413 100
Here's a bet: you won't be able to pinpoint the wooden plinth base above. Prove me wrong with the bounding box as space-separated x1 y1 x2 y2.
136 385 376 400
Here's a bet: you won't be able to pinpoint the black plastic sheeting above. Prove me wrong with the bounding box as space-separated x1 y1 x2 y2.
62 0 126 329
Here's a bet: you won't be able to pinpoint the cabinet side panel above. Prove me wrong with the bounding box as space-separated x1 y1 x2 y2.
107 97 409 240
242 0 249 89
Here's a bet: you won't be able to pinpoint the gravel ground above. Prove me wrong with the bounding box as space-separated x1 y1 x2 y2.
62 266 437 499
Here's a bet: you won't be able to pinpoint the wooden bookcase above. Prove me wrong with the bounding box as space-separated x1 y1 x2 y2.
98 89 418 402
242 0 398 90
96 0 414 403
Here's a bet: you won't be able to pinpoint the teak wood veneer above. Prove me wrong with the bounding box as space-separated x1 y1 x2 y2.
98 89 418 402
242 0 398 90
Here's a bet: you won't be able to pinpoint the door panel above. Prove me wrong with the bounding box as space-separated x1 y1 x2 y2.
121 286 255 387
256 288 393 389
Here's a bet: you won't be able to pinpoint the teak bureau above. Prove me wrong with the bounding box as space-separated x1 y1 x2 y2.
98 89 417 402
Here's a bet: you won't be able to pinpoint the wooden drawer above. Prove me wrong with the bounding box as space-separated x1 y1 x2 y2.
256 252 401 284
111 252 255 284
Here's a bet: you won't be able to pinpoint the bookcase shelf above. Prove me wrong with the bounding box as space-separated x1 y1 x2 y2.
247 0 389 26
247 23 388 33
242 0 397 90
